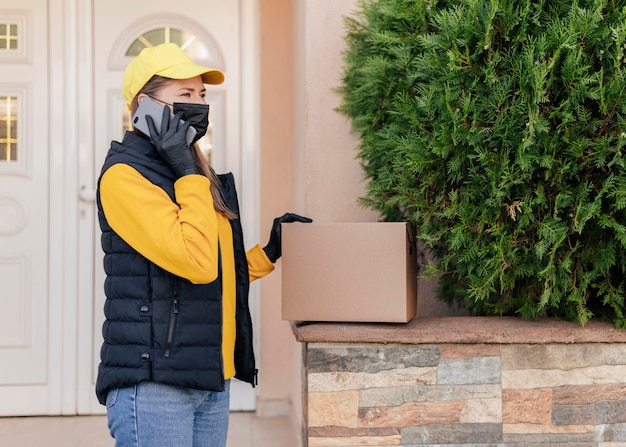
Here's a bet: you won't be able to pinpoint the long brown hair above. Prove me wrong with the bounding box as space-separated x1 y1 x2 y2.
130 75 237 220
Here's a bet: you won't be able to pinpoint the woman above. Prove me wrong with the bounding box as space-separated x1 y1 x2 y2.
95 42 310 447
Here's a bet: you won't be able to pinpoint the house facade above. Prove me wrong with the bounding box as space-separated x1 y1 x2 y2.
0 0 374 435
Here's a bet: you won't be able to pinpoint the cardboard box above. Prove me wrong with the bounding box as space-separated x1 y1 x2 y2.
282 222 418 323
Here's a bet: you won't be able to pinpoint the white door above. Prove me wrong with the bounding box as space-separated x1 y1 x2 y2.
77 0 258 414
0 0 54 416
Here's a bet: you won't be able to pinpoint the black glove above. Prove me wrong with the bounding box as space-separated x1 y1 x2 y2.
263 213 313 263
146 105 199 177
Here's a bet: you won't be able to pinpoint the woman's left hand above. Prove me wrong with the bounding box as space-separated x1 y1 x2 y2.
263 213 313 263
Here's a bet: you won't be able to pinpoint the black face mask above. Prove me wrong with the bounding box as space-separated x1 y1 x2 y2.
173 102 210 145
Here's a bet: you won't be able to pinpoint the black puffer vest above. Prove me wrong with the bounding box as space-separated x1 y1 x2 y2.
95 132 256 405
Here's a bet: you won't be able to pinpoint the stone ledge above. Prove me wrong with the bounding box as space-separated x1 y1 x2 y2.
291 316 626 344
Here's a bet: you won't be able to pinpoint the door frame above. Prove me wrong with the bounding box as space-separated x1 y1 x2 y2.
46 0 261 415
47 0 92 415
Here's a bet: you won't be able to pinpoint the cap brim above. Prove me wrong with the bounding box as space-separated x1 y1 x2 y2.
201 70 225 85
158 63 225 85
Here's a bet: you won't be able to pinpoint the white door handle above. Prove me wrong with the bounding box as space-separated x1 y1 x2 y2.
79 185 96 202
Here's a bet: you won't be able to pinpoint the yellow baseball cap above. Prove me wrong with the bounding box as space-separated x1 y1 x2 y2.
122 43 224 105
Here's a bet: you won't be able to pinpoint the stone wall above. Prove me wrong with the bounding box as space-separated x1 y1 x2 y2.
293 317 626 447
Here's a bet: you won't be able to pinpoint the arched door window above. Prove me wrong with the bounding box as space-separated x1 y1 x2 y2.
125 26 209 59
122 26 217 162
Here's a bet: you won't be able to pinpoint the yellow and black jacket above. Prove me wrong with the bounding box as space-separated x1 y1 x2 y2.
95 131 273 405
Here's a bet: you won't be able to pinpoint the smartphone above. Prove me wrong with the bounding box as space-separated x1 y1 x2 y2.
131 97 197 146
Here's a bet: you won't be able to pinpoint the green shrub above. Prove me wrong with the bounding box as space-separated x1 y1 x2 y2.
338 0 626 326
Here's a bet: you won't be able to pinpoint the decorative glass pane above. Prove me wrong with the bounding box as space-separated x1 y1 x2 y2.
125 27 207 60
0 96 17 161
0 22 18 51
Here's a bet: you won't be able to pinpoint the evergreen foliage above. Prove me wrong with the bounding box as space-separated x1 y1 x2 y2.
338 0 626 326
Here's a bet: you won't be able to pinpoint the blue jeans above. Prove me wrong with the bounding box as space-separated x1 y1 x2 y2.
106 380 230 447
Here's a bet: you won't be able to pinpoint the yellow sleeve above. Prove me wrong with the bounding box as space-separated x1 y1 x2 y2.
247 244 275 282
100 164 219 284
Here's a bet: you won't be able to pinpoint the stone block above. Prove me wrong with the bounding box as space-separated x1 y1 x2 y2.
596 422 626 442
308 427 400 437
307 344 440 374
359 400 464 428
502 388 552 424
553 400 626 426
308 435 401 446
553 384 626 405
501 344 626 371
460 398 502 423
309 390 360 428
401 423 503 444
503 432 595 444
502 365 626 389
437 357 501 385
308 427 402 446
505 443 592 447
308 366 437 392
503 423 594 434
360 384 502 407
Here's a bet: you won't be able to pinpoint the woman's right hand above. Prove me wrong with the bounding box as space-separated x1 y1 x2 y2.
146 105 200 178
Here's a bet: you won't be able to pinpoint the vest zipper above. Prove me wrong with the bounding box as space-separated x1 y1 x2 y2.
164 291 179 358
